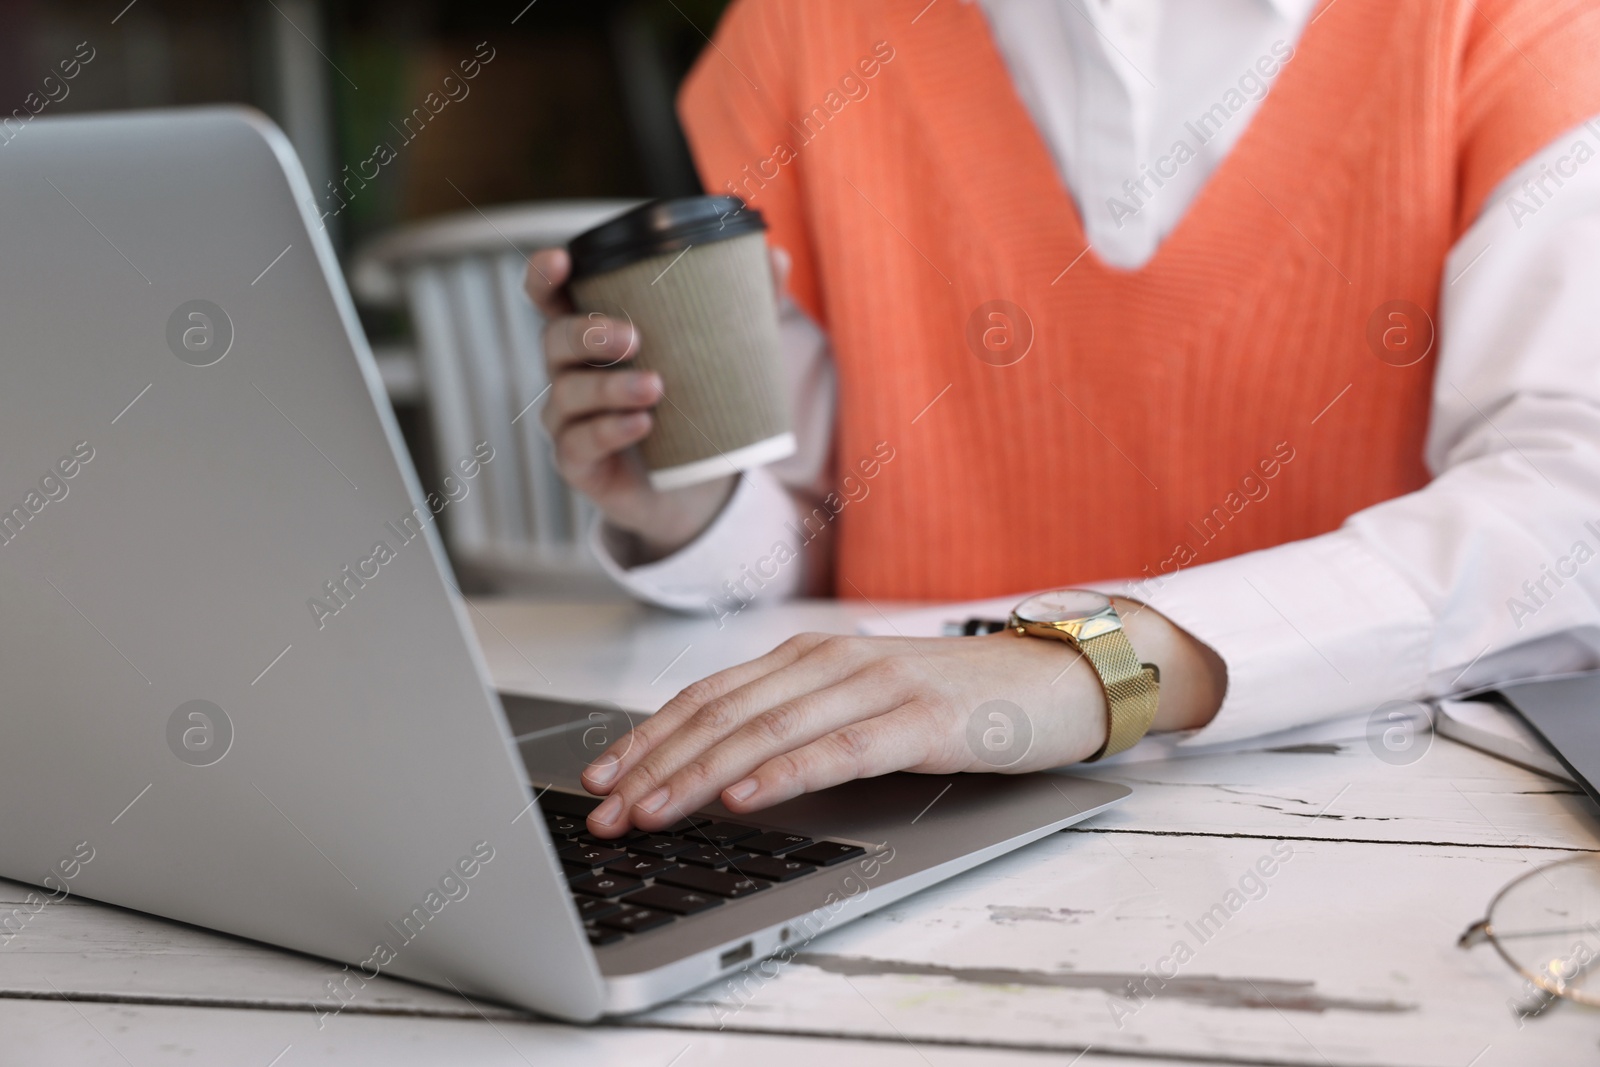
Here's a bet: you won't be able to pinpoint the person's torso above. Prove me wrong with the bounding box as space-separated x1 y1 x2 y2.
779 0 1448 599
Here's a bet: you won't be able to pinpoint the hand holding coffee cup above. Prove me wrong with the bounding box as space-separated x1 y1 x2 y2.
523 196 793 560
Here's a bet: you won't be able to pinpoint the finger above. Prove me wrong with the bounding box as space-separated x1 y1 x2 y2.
593 637 877 833
543 312 638 373
722 701 942 812
603 635 867 799
583 633 834 830
524 248 572 315
626 665 912 830
541 369 662 436
553 411 653 476
585 633 832 787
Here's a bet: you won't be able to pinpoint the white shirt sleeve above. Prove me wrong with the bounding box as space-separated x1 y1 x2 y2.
589 295 836 613
1098 117 1600 746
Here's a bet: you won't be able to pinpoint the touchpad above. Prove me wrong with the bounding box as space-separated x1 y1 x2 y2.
500 692 650 790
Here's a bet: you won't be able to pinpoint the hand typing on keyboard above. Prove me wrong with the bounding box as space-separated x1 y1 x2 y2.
577 613 1224 837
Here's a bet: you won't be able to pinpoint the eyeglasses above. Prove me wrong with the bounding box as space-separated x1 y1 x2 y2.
1459 854 1600 1011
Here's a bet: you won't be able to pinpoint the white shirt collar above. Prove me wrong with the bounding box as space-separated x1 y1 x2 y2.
989 0 1319 29
1263 0 1318 24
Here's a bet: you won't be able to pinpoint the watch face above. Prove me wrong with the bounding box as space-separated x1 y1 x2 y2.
1014 589 1112 624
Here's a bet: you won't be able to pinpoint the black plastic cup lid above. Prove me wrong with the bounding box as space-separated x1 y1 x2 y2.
567 196 766 280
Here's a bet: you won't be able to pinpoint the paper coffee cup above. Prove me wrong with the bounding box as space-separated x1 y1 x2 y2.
567 197 794 491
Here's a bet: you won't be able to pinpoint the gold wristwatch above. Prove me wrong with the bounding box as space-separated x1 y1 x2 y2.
1009 590 1160 761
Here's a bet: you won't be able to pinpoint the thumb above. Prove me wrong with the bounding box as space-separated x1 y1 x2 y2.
525 247 573 316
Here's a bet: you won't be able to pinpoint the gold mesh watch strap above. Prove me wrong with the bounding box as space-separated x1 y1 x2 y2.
1078 629 1160 761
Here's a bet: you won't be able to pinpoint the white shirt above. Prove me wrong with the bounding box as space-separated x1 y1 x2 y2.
591 0 1600 746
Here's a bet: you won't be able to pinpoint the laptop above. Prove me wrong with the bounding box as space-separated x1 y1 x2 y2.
1496 673 1600 807
0 107 1128 1020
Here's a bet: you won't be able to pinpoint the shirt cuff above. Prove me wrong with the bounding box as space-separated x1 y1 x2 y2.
587 467 804 613
1094 531 1435 747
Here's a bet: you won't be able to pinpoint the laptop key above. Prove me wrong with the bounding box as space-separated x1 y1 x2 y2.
538 791 602 818
735 855 817 882
576 896 622 922
789 841 866 867
739 832 813 856
578 830 651 849
694 822 760 847
623 885 723 916
544 814 585 837
569 872 644 899
604 854 679 879
629 835 694 858
597 903 676 934
676 844 752 869
655 865 769 899
585 924 626 947
558 843 628 868
661 814 714 834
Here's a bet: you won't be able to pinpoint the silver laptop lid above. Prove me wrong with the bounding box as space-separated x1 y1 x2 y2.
1498 673 1600 806
0 107 602 1019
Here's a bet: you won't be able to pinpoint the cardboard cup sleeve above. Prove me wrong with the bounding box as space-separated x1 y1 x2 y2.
568 201 794 491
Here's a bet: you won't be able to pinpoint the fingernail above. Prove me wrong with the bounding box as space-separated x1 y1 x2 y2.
584 755 619 786
591 795 623 825
590 324 626 356
636 788 670 815
725 778 759 803
630 373 660 401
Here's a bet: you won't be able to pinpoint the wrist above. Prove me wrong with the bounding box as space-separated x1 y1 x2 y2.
1111 595 1225 733
993 631 1109 766
1048 639 1111 763
621 474 739 563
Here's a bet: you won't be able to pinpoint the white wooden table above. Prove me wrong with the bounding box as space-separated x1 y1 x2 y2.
7 597 1598 1065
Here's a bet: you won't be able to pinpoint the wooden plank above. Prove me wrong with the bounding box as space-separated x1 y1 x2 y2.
1076 730 1598 851
0 878 502 1020
10 834 1589 1065
635 832 1600 1066
3 999 1201 1067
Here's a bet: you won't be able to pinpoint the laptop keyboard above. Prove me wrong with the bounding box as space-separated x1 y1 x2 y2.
536 790 867 947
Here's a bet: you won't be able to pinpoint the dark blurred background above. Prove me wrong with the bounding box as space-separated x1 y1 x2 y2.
0 0 730 250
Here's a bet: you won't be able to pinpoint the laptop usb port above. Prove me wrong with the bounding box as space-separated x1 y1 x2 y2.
719 941 754 968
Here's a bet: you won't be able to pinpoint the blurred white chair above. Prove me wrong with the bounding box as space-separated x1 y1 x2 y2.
351 200 643 594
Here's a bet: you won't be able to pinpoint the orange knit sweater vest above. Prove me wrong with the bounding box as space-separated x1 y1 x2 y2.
679 0 1600 601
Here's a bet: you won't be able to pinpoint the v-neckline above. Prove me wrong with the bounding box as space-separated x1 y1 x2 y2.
890 0 1335 283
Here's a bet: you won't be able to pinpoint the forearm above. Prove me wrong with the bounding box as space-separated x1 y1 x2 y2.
628 474 739 563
